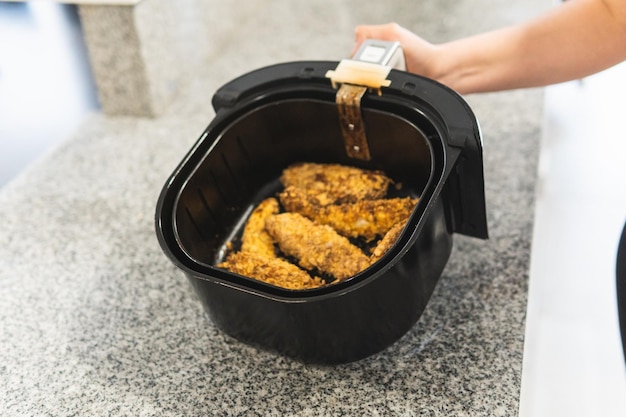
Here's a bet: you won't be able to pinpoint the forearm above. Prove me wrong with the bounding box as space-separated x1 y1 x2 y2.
434 0 626 94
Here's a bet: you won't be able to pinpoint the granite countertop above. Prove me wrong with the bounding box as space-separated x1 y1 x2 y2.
0 1 546 415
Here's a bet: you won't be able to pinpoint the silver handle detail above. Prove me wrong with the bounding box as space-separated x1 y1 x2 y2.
352 40 406 71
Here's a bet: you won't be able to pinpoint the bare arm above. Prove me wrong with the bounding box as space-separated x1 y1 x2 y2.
354 0 626 94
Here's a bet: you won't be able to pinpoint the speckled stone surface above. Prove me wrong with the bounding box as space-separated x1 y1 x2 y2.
79 4 152 116
0 0 548 415
78 0 207 117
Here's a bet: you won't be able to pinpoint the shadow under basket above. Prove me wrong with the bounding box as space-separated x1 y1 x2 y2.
155 61 488 364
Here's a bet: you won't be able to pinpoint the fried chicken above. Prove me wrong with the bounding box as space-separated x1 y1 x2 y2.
218 197 326 290
370 222 405 264
240 197 279 258
279 162 391 205
218 251 325 290
217 162 416 290
265 212 370 281
280 185 417 241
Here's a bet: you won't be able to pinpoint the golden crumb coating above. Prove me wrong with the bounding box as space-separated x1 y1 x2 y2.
370 222 405 264
265 212 370 281
280 186 417 242
279 162 391 205
314 197 417 241
218 251 325 290
240 197 279 258
279 185 318 215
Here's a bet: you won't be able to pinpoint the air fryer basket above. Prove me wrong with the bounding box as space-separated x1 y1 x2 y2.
156 61 487 363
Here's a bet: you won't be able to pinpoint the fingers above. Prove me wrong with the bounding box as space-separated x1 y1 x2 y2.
354 23 401 42
351 23 404 56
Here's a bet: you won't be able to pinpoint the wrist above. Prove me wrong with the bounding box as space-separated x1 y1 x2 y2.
426 43 463 91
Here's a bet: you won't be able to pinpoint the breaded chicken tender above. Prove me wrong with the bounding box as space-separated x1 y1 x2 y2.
265 212 370 281
370 222 405 264
316 197 417 241
280 186 417 242
240 197 279 258
279 162 391 205
218 251 325 290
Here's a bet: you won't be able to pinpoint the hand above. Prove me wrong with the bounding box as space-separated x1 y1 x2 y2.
353 0 626 95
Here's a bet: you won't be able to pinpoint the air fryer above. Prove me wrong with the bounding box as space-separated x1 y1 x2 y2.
155 48 488 363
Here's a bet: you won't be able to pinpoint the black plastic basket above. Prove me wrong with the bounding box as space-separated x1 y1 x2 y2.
155 61 488 364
